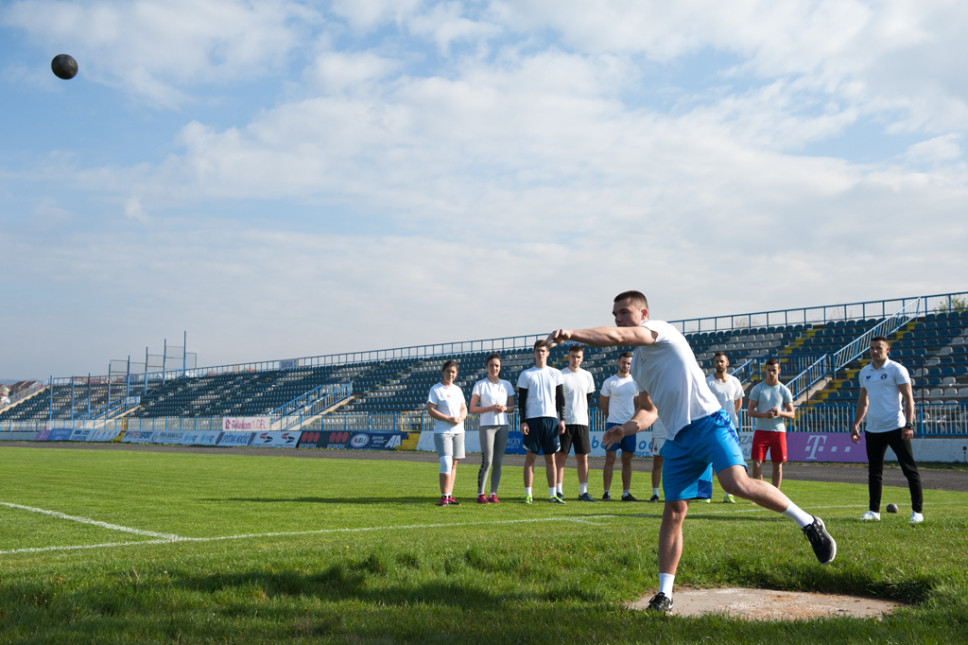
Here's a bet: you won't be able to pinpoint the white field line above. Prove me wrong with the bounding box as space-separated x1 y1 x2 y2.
0 502 182 540
1 502 953 557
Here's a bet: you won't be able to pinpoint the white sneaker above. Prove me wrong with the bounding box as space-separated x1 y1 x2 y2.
910 512 924 524
861 510 881 521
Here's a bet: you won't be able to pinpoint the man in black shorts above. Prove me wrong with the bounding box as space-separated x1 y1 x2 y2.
517 340 566 504
557 345 597 501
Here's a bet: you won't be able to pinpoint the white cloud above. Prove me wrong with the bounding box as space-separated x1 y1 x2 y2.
2 0 318 107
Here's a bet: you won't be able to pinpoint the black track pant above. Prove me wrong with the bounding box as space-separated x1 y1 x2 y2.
865 428 923 513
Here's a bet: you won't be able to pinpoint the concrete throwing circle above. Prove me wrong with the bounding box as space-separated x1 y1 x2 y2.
629 588 905 621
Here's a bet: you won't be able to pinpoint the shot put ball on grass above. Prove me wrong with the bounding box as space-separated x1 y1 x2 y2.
51 54 78 79
886 503 898 513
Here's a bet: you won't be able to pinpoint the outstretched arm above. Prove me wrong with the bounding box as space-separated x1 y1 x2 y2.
547 325 657 348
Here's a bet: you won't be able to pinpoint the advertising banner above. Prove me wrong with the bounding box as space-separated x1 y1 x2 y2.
786 432 867 463
299 430 407 450
46 428 74 442
222 417 270 432
86 428 122 442
250 431 301 448
217 432 254 447
179 431 222 446
122 430 158 444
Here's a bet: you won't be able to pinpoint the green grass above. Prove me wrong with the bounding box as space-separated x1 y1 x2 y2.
1 446 966 644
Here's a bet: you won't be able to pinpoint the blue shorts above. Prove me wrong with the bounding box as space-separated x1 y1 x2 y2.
605 422 636 453
523 417 560 455
661 409 746 501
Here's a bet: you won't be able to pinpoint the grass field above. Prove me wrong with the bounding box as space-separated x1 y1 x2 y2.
1 446 966 644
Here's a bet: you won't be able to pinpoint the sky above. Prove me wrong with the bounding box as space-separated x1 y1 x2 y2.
2 0 967 380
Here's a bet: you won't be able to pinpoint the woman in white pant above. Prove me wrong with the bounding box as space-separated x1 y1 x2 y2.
469 353 515 503
427 360 466 506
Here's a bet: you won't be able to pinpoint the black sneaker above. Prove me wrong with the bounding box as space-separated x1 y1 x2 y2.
803 516 836 565
622 493 638 502
601 492 611 501
578 492 597 502
647 592 673 613
648 494 660 503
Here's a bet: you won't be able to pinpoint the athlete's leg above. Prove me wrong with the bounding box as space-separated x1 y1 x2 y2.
478 426 496 496
865 431 891 512
658 500 689 575
524 451 537 488
603 451 616 493
490 426 509 494
621 450 633 491
887 430 923 513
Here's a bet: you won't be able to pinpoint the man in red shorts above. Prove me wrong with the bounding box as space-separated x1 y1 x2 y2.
747 358 795 489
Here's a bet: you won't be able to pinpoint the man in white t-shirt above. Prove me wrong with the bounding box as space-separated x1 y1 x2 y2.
546 290 835 613
517 340 566 505
706 351 745 502
747 358 794 489
851 336 923 523
557 345 597 502
600 351 640 501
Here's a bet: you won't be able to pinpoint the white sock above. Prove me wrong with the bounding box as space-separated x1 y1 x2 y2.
603 489 610 496
579 482 588 495
525 487 532 497
653 488 659 496
783 502 814 528
659 573 675 596
549 487 557 498
556 484 563 495
623 489 630 497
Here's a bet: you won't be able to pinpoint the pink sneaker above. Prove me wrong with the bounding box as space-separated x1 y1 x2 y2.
477 494 489 504
487 493 500 504
446 496 461 506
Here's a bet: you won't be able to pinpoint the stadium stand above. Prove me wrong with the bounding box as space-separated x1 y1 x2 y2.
2 294 966 435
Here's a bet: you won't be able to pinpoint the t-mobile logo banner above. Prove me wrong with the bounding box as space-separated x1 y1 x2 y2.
786 433 866 463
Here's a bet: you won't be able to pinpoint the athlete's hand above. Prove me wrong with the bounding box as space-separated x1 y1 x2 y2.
558 421 566 435
521 421 530 436
850 428 861 444
602 426 624 447
546 329 571 348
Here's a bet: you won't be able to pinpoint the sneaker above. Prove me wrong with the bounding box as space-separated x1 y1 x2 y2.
802 516 836 565
477 494 489 504
437 496 449 506
601 492 612 502
549 496 566 504
647 592 673 613
860 510 881 521
523 494 532 505
621 493 638 502
723 494 736 504
446 496 461 506
556 492 565 501
578 492 597 502
648 494 660 503
910 512 924 524
487 493 500 504
700 498 711 503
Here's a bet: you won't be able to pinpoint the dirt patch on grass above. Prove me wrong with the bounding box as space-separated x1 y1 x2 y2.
629 587 906 621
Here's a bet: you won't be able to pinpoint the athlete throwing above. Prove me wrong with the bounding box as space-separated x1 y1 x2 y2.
546 290 836 613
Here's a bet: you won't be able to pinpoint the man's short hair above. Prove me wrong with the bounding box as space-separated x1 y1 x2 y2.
534 340 550 350
441 359 459 373
619 351 632 359
871 336 890 345
764 357 780 367
568 345 584 355
614 290 648 309
485 353 502 366
713 351 728 360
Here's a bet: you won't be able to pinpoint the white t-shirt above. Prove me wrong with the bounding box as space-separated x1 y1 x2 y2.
471 378 515 426
517 366 563 420
427 382 466 434
748 381 794 433
649 416 668 440
706 373 744 429
600 374 639 424
859 359 912 433
560 367 596 425
630 320 722 439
